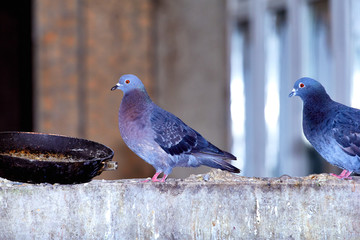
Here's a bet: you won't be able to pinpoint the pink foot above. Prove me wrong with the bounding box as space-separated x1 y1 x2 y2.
141 172 168 182
159 174 168 182
330 170 353 180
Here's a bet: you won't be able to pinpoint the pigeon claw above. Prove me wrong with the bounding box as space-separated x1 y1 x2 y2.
330 170 353 180
159 174 168 182
142 172 168 183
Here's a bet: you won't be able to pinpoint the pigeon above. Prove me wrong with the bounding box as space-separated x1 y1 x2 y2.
289 77 360 179
111 74 240 182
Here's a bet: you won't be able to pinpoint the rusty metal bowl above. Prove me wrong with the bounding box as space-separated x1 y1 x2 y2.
0 132 117 184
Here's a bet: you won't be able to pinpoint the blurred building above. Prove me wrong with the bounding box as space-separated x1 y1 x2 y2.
0 0 358 179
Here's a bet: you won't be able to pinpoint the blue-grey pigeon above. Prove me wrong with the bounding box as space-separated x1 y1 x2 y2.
111 74 239 182
289 77 360 179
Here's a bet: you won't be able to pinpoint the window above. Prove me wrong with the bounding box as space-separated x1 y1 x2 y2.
351 0 360 108
230 21 249 172
264 9 287 177
229 0 359 177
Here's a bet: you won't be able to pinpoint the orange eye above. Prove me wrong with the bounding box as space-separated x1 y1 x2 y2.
299 83 305 88
125 79 130 84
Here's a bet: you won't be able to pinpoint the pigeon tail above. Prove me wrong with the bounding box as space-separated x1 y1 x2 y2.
197 141 237 160
199 156 240 173
220 151 237 160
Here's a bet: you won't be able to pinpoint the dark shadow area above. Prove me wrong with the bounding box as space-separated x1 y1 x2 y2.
0 1 32 131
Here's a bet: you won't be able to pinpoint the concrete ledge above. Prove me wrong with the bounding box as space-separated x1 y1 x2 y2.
0 170 359 239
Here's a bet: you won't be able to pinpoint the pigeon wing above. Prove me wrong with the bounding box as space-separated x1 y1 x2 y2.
150 108 198 156
332 109 360 157
150 106 236 160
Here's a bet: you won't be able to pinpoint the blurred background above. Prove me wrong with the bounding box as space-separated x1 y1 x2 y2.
0 0 359 179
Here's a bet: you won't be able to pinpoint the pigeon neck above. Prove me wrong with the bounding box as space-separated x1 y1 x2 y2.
121 88 152 109
302 92 331 109
302 93 332 123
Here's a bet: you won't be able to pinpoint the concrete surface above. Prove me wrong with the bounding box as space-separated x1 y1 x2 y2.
0 170 359 239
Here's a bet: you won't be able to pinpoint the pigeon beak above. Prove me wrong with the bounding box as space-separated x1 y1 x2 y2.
289 89 296 97
111 83 121 91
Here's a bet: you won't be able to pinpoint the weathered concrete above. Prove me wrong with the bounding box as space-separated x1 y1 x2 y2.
0 170 359 239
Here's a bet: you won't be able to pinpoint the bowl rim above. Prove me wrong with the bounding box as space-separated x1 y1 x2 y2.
0 131 114 163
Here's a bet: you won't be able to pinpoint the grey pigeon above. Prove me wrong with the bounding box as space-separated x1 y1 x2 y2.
111 74 239 182
289 77 360 179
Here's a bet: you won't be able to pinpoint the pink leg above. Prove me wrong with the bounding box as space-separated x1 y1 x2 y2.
330 170 353 180
159 174 168 182
141 172 165 182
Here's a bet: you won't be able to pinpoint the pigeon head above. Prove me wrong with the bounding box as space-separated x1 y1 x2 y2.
289 77 328 101
111 74 145 94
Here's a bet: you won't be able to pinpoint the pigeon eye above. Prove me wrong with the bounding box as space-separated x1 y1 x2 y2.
125 79 130 84
299 83 305 88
